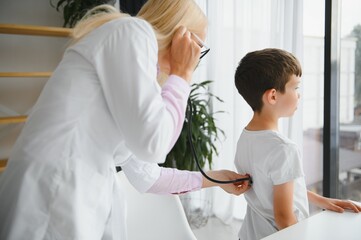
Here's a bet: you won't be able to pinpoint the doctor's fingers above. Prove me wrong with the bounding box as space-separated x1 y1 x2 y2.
173 26 193 42
170 29 201 66
174 25 187 38
237 181 252 192
169 27 201 82
221 182 250 196
229 183 250 196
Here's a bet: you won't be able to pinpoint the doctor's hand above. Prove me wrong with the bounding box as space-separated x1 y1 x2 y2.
202 170 252 196
169 26 202 83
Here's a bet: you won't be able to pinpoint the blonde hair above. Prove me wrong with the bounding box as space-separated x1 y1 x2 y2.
70 5 129 45
70 0 207 52
137 0 207 52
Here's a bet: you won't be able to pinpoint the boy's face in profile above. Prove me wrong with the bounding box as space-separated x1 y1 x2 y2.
276 74 301 117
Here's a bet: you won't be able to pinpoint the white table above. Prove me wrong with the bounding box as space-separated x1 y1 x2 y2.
261 210 361 240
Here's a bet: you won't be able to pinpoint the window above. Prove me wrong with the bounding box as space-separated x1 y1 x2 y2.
303 0 361 206
303 0 325 212
338 0 361 202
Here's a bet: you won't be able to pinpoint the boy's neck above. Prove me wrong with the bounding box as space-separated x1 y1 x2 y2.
245 111 279 131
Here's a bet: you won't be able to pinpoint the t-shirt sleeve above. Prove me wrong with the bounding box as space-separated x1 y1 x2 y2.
267 143 304 185
234 141 244 174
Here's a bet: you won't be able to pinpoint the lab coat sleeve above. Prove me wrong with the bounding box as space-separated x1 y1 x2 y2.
92 18 190 163
121 155 161 193
121 155 203 194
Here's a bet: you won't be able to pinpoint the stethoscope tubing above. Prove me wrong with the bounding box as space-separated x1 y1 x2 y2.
187 99 252 184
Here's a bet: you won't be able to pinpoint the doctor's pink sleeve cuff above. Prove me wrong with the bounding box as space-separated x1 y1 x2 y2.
146 168 203 194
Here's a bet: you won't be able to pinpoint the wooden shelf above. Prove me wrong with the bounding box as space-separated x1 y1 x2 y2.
0 24 72 37
0 116 27 124
0 72 52 78
0 160 7 173
0 159 7 173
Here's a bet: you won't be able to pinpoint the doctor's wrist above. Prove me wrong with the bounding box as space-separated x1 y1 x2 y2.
169 70 192 84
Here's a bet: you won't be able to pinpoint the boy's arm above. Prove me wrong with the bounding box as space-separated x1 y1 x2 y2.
307 190 361 213
273 181 298 230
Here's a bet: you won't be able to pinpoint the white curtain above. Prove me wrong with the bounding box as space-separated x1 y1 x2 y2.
193 0 304 224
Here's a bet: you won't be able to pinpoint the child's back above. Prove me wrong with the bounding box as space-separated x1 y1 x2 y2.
234 129 309 240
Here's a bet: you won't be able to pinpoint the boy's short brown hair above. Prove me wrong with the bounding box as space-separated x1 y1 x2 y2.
234 48 302 112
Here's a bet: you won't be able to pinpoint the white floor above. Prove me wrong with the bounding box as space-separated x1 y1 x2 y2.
192 217 242 240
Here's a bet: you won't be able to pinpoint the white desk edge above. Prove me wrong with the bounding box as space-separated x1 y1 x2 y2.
261 202 361 240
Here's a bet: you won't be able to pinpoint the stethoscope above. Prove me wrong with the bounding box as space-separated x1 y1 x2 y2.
187 98 253 184
151 32 252 185
115 97 253 185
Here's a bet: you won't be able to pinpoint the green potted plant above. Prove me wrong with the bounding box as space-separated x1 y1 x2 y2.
162 80 225 228
163 80 224 171
50 0 116 27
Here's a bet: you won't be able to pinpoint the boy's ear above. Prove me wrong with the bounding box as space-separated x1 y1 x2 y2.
264 89 277 105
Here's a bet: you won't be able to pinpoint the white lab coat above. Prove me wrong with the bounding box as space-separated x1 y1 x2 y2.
0 17 189 240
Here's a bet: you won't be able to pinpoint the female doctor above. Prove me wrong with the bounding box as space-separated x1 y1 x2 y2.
0 0 251 239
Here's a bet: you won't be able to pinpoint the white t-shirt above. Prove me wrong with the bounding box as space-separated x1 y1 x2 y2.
234 129 309 240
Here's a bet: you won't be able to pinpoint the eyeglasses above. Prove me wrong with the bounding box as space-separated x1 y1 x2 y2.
191 32 210 60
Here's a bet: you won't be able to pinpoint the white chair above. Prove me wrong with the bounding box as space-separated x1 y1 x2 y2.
117 172 198 240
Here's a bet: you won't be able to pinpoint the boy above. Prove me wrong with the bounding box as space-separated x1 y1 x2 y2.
234 48 361 240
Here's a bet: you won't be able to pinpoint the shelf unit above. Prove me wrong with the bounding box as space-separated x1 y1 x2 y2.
0 24 72 37
0 24 72 172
